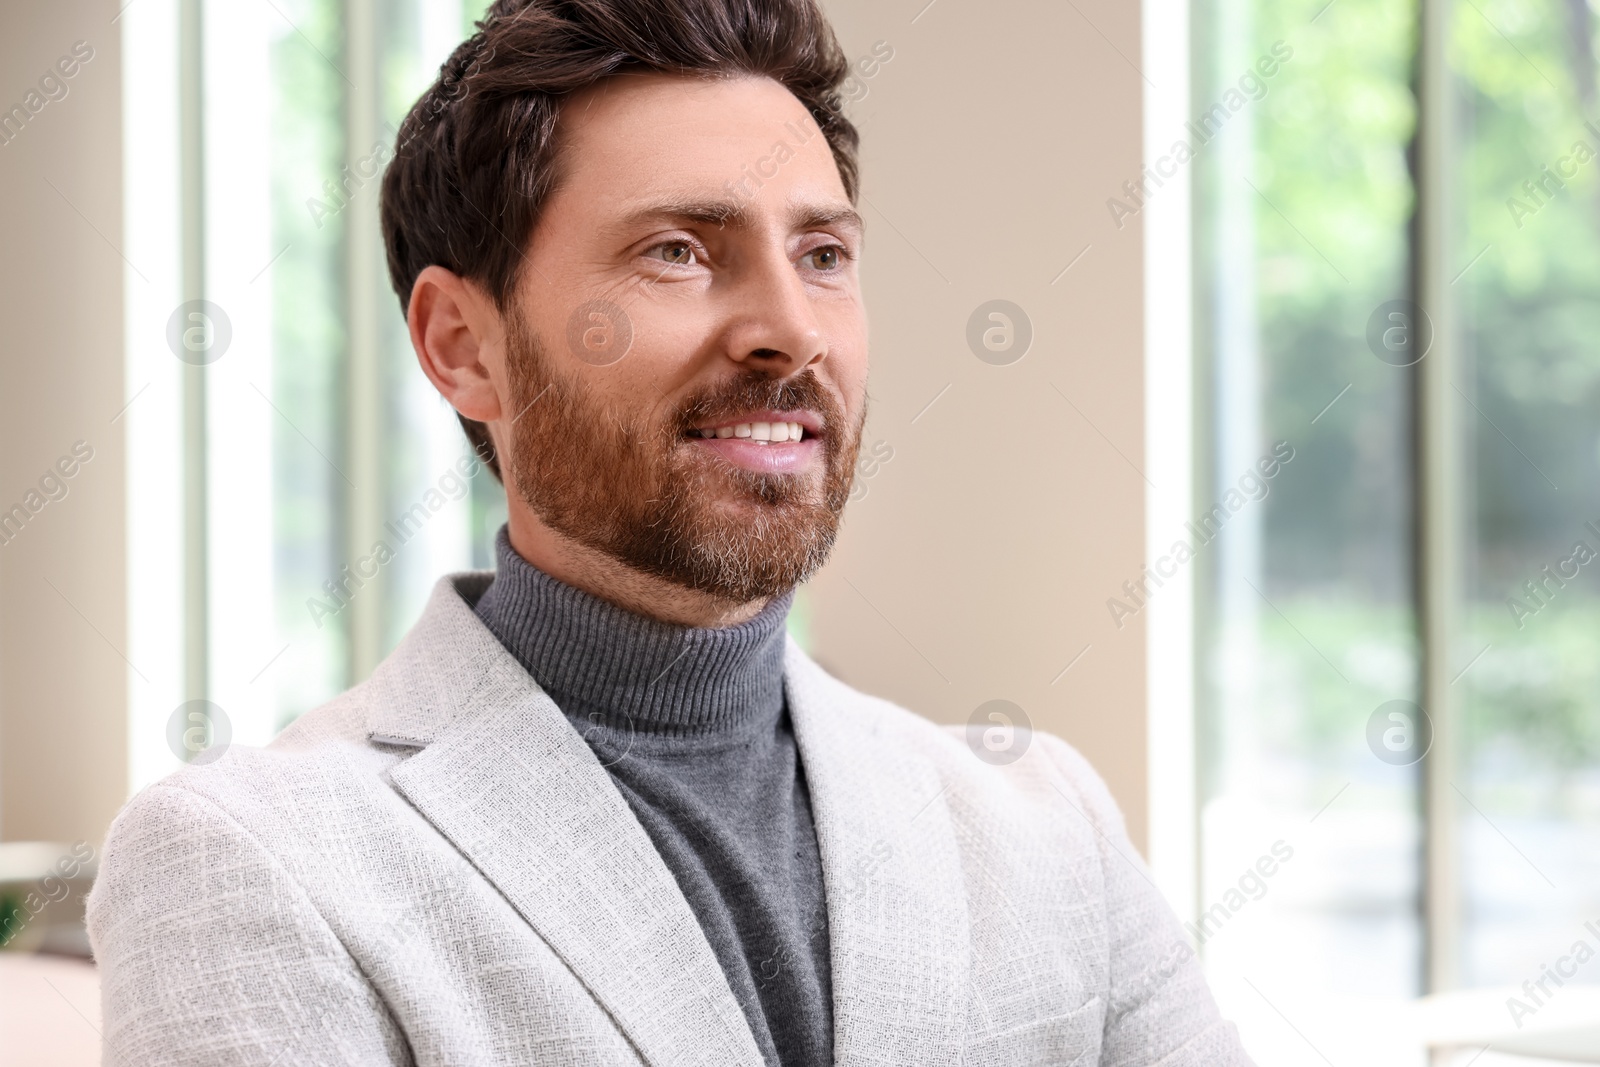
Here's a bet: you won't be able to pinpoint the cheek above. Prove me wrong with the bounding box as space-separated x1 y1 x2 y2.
569 363 670 433
608 312 709 404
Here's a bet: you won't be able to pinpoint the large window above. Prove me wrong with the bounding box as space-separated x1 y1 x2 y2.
1193 0 1600 1059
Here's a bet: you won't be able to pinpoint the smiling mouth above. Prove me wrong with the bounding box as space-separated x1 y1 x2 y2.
687 419 815 445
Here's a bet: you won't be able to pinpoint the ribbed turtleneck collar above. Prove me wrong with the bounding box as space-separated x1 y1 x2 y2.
471 527 792 737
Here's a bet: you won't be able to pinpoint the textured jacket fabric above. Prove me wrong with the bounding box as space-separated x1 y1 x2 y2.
87 572 1254 1066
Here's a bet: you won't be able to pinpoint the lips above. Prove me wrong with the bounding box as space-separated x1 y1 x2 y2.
684 409 823 474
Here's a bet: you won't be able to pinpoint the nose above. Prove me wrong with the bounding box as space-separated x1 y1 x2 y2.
719 245 828 376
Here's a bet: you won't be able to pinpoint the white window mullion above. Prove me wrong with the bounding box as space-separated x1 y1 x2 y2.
1143 0 1198 926
201 0 276 749
1416 0 1461 997
122 0 187 792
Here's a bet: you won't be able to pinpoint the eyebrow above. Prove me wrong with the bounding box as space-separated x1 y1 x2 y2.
613 198 865 238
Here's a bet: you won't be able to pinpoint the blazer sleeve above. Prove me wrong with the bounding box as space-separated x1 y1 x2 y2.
87 784 409 1066
1035 733 1256 1067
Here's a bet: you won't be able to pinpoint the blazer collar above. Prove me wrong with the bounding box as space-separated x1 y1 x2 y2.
364 571 500 747
366 574 971 1066
784 642 971 1064
369 575 765 1067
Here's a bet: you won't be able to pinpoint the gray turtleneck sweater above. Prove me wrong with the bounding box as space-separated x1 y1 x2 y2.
472 528 832 1067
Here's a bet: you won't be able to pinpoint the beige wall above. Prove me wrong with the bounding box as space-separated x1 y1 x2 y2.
811 0 1149 848
0 0 127 844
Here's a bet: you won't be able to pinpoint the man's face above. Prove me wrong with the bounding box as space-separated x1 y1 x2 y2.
498 73 868 603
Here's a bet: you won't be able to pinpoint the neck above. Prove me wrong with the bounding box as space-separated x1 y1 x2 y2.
505 509 770 629
476 526 792 736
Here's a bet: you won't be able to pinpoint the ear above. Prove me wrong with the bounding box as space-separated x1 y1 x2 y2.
407 266 504 423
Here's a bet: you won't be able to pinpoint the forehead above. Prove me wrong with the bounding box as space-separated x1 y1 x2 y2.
551 72 850 217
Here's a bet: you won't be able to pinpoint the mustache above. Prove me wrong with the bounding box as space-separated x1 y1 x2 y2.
672 370 840 435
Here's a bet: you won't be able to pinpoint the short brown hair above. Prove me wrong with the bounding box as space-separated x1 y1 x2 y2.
379 0 862 479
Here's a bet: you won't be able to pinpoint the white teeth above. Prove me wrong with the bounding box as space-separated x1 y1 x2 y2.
694 420 808 442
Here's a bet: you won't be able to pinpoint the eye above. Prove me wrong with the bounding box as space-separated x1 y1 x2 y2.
802 245 848 271
645 240 698 267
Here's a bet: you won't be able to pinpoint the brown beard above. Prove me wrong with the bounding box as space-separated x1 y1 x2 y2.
502 311 863 603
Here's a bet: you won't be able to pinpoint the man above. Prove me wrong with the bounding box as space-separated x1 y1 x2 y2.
88 0 1252 1063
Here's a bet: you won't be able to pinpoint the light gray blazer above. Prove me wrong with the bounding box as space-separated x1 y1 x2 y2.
87 573 1252 1066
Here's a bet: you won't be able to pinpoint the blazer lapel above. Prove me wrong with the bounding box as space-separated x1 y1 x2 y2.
785 640 972 1065
369 576 765 1067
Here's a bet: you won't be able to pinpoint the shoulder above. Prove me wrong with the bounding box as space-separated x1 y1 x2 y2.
94 570 527 868
94 684 393 894
161 681 384 803
87 681 413 962
87 711 408 1062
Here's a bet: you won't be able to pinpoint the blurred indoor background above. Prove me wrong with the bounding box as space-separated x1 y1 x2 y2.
1 0 1597 1063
